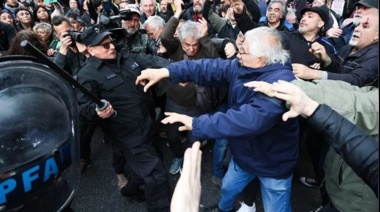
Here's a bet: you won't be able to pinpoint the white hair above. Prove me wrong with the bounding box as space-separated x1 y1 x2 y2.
245 27 289 65
140 0 157 7
177 21 202 42
143 15 165 30
33 22 53 35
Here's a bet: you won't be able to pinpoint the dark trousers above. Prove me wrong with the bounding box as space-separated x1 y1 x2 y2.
121 143 170 212
79 120 98 160
109 117 170 212
112 145 126 174
165 98 201 158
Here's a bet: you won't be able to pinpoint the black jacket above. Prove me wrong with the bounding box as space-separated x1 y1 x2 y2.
281 31 337 66
326 42 379 88
75 53 170 148
234 5 337 67
54 49 87 75
308 104 378 197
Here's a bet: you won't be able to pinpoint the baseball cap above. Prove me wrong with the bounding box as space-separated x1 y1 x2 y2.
123 4 141 16
354 0 378 9
79 24 113 46
301 5 330 24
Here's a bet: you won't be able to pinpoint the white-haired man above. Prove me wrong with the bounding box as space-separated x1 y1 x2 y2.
136 27 299 212
140 0 167 24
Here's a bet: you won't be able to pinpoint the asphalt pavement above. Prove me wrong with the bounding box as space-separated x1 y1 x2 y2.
70 128 321 212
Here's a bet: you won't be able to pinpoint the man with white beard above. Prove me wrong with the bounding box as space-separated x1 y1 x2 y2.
291 9 379 88
119 4 158 55
340 0 378 45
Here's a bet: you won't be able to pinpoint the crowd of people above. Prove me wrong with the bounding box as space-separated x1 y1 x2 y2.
0 0 378 211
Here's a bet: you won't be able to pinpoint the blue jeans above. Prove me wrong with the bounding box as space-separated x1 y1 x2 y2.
218 159 293 212
213 138 229 178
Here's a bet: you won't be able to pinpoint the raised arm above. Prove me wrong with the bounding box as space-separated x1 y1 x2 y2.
159 0 183 54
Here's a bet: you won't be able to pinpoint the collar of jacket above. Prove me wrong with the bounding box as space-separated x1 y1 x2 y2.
236 59 292 78
292 31 323 43
88 53 122 70
348 42 379 58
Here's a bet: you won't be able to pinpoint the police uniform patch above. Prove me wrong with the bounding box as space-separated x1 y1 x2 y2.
131 62 139 69
106 73 117 79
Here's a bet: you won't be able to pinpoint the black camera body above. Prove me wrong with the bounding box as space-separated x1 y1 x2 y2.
108 9 133 21
64 30 82 47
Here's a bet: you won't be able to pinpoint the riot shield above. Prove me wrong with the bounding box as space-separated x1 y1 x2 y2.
0 56 80 212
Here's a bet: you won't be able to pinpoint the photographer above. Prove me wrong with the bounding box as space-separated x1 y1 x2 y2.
52 15 87 75
51 15 98 174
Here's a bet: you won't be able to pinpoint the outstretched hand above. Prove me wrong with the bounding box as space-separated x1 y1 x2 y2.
135 68 170 92
244 80 320 121
170 141 202 212
244 81 277 97
161 112 193 131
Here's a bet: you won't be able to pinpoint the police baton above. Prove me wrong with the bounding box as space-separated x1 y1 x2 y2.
20 40 117 116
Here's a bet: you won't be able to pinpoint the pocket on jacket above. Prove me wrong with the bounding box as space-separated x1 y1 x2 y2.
103 75 124 91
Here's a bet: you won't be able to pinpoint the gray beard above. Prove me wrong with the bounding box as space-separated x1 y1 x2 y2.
127 28 138 35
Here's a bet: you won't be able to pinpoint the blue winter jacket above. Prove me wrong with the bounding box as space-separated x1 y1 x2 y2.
167 58 299 178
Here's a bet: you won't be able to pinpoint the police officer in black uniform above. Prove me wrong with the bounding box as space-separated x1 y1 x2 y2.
75 24 171 212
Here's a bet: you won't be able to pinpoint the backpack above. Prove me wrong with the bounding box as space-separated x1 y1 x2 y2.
194 85 218 113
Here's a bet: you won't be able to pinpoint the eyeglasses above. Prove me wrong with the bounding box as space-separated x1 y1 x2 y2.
237 45 249 55
94 40 114 49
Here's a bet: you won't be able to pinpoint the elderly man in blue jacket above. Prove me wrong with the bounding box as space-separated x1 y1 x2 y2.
136 26 299 212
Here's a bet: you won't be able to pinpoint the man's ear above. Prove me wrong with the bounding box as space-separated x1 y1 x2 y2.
87 47 95 56
374 31 378 42
318 20 324 29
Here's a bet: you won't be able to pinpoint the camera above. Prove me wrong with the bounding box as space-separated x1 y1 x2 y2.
108 28 127 50
108 9 133 21
64 30 82 46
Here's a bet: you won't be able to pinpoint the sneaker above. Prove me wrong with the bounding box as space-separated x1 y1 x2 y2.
211 176 222 188
236 202 256 212
80 159 92 174
116 174 128 190
299 176 320 188
169 157 183 175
